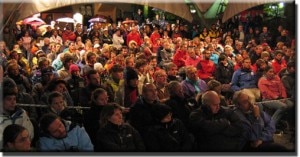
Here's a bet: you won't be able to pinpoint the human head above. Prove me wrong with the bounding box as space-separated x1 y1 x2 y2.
124 67 138 88
201 91 220 114
3 124 31 151
142 83 158 103
99 103 124 128
263 66 275 80
242 57 252 70
153 69 167 87
69 64 80 77
233 90 253 113
91 88 109 106
86 69 100 86
39 113 67 139
3 78 18 114
207 80 222 95
167 81 184 98
152 104 172 123
185 66 198 81
47 91 66 114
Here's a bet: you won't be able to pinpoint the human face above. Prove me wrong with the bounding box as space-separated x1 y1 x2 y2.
108 109 123 126
161 113 172 123
143 84 158 102
167 66 178 76
155 71 167 85
89 73 100 86
4 95 17 113
265 68 275 80
96 92 108 106
51 96 65 113
186 68 198 81
7 130 31 151
208 94 220 114
204 51 211 60
242 59 251 69
54 83 66 93
128 78 138 88
112 71 123 81
237 93 252 112
88 55 97 65
48 119 67 139
275 53 283 61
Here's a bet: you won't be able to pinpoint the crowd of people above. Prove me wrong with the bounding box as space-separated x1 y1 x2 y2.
0 10 296 152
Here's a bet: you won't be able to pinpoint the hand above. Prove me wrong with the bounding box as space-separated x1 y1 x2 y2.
251 140 263 148
252 104 260 118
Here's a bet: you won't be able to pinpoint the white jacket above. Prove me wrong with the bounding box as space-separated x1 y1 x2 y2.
0 108 34 149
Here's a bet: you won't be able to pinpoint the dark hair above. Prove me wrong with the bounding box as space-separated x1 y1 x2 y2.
47 91 64 105
218 54 227 63
99 103 123 128
39 113 60 135
86 52 96 61
3 124 27 148
45 79 67 92
86 69 98 79
287 61 295 68
3 77 17 98
109 64 124 74
91 88 107 104
134 59 147 69
263 66 273 74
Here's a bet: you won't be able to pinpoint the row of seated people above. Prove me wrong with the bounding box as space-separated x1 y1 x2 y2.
1 75 294 152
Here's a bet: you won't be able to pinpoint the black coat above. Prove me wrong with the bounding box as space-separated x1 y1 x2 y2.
165 96 196 128
144 118 194 151
95 122 145 151
129 97 162 138
189 106 243 151
83 104 104 145
214 62 234 84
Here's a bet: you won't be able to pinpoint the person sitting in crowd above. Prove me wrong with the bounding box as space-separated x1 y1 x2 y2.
258 66 294 130
2 124 32 152
181 66 207 99
95 103 145 151
144 104 194 151
0 83 34 150
39 113 93 151
231 57 261 103
66 64 85 106
233 91 288 151
189 91 243 151
115 67 139 108
153 69 169 103
83 88 109 146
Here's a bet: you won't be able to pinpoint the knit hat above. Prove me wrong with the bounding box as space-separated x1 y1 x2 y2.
69 64 80 73
124 67 138 81
3 77 18 97
152 105 172 122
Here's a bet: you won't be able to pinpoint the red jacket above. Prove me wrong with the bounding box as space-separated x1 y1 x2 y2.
258 75 287 100
150 31 161 45
62 31 76 42
126 32 141 46
173 49 187 68
197 59 215 80
185 56 201 67
271 59 286 74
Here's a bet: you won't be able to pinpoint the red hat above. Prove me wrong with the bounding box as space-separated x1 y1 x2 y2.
69 64 80 73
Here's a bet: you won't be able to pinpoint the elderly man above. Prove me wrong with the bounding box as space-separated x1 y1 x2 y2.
189 90 243 151
233 91 287 151
129 83 162 138
153 69 169 103
181 66 208 99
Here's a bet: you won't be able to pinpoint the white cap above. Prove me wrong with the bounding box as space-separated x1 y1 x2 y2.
94 44 100 48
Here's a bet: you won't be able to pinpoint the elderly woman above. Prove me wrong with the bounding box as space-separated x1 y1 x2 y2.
95 103 145 151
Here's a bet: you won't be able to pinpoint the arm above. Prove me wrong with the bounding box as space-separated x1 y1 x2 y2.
189 110 230 136
258 78 278 99
231 70 241 91
77 126 94 151
259 112 276 142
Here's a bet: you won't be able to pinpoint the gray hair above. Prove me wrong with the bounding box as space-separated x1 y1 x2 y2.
167 81 181 96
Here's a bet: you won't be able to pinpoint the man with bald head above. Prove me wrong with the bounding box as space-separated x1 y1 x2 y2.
129 83 161 138
189 90 243 151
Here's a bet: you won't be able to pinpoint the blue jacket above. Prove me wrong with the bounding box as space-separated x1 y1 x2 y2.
234 109 275 148
39 121 94 152
231 68 257 91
